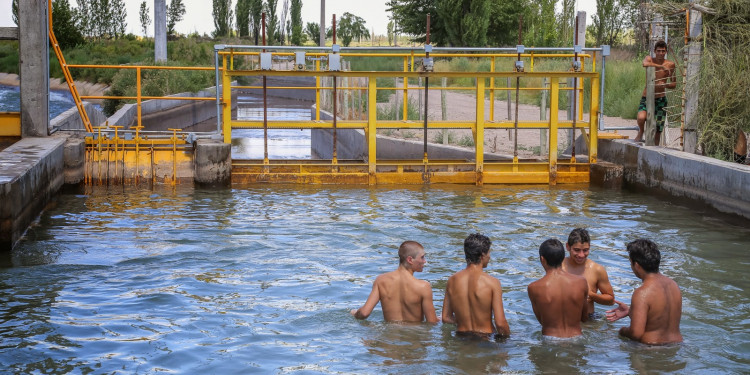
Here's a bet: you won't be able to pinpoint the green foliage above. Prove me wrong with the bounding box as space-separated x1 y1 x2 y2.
0 42 19 74
249 0 264 44
338 12 370 47
102 60 215 116
235 0 251 38
212 0 233 38
377 97 421 121
438 0 490 46
75 0 128 39
305 22 321 46
139 1 151 37
290 0 303 45
266 0 280 44
168 0 186 37
52 0 85 50
590 0 638 46
697 0 750 160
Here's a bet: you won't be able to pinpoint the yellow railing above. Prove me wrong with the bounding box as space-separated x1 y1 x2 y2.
219 47 600 185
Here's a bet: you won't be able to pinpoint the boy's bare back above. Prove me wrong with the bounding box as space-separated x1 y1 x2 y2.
528 270 588 338
374 269 435 322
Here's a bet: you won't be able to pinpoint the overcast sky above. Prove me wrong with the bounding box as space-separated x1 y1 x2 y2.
0 0 597 39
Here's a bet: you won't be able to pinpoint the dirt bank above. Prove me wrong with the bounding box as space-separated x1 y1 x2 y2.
0 72 108 103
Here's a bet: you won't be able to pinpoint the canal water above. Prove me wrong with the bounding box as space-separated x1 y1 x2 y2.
0 84 80 119
2 184 749 374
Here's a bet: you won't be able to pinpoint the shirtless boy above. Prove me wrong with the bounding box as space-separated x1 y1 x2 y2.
562 228 615 316
528 239 589 338
606 239 683 345
442 233 510 338
350 241 439 322
635 40 676 145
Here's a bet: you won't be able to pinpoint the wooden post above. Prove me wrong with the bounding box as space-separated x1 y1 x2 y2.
540 77 548 156
683 8 702 153
441 77 448 144
645 66 657 146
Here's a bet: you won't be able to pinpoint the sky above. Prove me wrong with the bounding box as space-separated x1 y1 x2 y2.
0 0 598 40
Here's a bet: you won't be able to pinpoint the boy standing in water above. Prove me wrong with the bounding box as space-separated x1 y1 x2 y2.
351 241 439 323
562 228 615 316
606 239 683 344
528 239 589 338
442 233 510 338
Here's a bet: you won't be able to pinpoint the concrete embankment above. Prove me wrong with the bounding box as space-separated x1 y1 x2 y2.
597 139 750 221
0 137 66 250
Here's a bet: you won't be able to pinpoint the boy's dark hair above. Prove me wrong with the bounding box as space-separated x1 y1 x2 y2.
655 40 667 50
539 239 565 268
464 233 491 264
627 239 661 273
567 228 590 246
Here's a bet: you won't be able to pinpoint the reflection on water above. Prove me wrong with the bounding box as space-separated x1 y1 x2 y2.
231 95 312 159
1 184 749 373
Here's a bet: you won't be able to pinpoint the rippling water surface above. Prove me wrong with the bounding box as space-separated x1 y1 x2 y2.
2 185 749 374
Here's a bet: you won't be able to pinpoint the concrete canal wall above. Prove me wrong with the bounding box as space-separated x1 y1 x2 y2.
0 137 66 250
597 139 750 221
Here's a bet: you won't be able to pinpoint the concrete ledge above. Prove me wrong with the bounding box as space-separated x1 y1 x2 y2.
598 138 750 220
590 161 624 189
62 136 85 184
0 137 66 250
194 139 231 186
51 101 108 131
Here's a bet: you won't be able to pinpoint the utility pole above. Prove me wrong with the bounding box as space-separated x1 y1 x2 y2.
154 0 167 62
320 0 325 46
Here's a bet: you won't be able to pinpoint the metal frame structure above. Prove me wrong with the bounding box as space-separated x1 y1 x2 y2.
217 45 602 185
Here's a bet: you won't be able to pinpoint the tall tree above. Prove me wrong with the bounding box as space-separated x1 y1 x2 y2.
236 0 251 38
387 20 394 46
213 0 234 38
305 22 321 46
249 0 264 45
167 0 186 37
266 0 280 45
139 0 151 37
110 0 127 38
437 0 491 46
51 0 85 49
387 0 443 45
290 0 303 45
558 0 575 45
280 0 289 44
487 0 526 46
526 0 557 47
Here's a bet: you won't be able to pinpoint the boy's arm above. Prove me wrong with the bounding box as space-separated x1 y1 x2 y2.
619 289 647 341
492 278 510 337
350 279 381 320
441 279 455 324
420 281 439 323
593 265 615 306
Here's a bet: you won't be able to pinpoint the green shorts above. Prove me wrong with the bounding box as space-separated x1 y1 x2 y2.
639 96 668 132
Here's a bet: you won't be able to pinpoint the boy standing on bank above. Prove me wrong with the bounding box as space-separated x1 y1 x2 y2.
351 241 439 323
562 228 615 316
635 40 676 145
442 233 510 339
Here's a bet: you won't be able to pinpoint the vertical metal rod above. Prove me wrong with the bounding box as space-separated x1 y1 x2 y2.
514 15 523 160
332 14 338 163
262 13 269 164
423 14 430 162
215 48 221 134
571 13 579 160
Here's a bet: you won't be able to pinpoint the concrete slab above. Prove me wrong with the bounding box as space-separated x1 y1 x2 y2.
598 138 750 221
0 137 66 250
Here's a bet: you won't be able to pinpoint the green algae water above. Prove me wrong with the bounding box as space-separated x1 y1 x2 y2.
2 184 748 374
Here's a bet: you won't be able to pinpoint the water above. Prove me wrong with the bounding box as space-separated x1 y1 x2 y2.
0 84 79 119
231 95 312 159
2 185 749 374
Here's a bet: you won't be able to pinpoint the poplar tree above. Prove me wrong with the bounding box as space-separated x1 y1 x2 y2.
249 0 264 45
266 0 280 45
139 0 151 37
236 0 251 38
290 0 303 45
305 22 321 46
167 0 186 37
213 0 234 38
